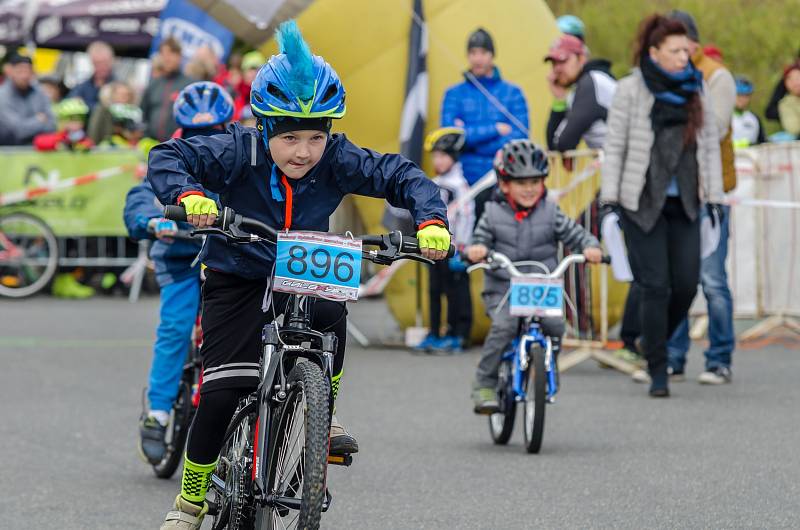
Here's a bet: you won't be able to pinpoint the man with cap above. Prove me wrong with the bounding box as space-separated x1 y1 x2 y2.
0 52 56 145
440 28 529 188
545 34 616 153
666 10 737 385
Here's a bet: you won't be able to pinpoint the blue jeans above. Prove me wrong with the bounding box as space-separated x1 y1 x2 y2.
147 274 201 411
668 205 735 371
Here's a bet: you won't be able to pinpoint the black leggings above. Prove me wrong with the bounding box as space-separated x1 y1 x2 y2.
428 260 472 340
620 198 700 378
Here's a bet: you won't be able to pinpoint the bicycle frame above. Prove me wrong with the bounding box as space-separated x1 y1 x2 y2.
226 294 337 508
504 319 558 403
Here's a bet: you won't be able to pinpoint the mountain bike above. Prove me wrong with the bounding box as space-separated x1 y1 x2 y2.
0 211 58 298
467 251 609 454
164 204 450 529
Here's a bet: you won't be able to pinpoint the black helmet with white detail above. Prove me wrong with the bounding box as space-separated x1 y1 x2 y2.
495 139 549 180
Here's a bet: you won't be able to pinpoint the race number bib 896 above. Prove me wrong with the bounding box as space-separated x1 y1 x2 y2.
509 277 564 317
274 232 362 301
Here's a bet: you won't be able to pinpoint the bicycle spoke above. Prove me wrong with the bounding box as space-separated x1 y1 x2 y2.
275 397 300 484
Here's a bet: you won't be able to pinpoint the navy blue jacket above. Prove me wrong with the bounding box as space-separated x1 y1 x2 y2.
146 123 448 280
441 67 529 185
123 180 202 287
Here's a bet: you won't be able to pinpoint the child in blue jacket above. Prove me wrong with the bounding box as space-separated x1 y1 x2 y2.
150 22 450 528
124 81 234 466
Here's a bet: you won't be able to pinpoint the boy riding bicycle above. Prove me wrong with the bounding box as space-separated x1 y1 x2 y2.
124 81 234 465
466 140 602 414
147 21 450 529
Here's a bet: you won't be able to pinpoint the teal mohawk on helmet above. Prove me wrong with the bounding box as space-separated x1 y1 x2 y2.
275 20 315 102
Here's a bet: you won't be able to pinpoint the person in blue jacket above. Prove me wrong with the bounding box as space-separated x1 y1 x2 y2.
150 21 450 528
440 28 529 187
124 81 234 466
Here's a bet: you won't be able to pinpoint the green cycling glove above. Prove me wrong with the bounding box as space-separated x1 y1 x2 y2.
416 224 451 252
180 195 218 217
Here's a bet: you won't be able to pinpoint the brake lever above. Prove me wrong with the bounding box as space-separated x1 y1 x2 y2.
399 253 434 266
190 227 252 243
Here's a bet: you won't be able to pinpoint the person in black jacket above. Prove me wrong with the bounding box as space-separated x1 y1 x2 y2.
545 35 617 152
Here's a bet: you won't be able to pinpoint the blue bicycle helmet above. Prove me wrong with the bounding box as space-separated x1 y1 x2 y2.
556 15 585 40
250 20 346 121
173 81 234 129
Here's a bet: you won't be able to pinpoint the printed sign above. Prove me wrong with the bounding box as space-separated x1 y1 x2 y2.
509 277 564 318
274 231 362 302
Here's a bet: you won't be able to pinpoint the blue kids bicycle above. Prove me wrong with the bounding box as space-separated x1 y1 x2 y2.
468 251 609 453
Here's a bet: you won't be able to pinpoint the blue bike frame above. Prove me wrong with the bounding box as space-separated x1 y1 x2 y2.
503 319 559 403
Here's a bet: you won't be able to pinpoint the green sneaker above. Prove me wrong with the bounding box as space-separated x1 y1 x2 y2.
51 273 95 299
101 272 117 290
472 387 499 415
612 347 646 368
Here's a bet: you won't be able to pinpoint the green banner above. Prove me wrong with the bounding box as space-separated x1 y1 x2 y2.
0 148 145 236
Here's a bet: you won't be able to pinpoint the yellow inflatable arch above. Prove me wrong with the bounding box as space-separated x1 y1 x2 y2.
260 0 627 339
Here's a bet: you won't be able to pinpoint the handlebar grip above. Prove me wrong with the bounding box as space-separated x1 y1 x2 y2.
401 236 456 258
164 205 187 222
601 255 612 265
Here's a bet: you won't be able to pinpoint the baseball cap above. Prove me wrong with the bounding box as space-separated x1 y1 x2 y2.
544 35 587 62
6 52 32 66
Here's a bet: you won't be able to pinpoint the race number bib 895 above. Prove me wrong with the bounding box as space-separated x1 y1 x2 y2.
274 232 362 301
509 277 564 317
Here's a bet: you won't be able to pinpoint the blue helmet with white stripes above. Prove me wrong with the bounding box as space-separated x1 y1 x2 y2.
173 81 234 129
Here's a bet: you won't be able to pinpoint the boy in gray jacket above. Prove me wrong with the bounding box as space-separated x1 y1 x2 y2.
466 140 602 413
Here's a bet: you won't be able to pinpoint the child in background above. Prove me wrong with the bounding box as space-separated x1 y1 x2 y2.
466 140 602 413
125 81 233 464
33 97 94 151
415 127 475 353
731 76 765 147
33 97 96 298
101 103 159 154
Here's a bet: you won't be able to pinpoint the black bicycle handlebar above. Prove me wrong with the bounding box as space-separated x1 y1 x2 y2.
164 205 455 261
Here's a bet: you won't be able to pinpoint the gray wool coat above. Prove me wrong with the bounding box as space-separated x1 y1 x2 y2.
599 69 724 210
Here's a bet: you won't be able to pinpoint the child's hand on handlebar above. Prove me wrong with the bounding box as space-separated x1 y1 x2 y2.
583 246 603 264
466 244 488 263
180 195 218 227
148 218 178 242
417 224 450 261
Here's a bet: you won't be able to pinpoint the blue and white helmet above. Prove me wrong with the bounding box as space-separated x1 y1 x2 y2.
173 81 234 129
250 20 346 120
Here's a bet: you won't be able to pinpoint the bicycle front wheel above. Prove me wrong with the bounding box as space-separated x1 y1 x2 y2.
523 343 546 454
0 212 58 298
256 361 330 530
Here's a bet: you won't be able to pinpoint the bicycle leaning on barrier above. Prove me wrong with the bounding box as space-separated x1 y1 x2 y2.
467 250 610 453
163 204 452 529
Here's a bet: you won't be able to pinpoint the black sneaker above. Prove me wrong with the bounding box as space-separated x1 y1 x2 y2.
139 415 167 464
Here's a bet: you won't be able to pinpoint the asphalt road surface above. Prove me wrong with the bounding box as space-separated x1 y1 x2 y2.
1 296 798 529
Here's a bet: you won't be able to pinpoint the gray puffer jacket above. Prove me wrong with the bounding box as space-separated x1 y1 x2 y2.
600 69 724 210
471 190 600 296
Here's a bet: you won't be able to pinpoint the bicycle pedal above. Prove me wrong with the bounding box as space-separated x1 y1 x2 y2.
327 453 352 466
206 500 219 516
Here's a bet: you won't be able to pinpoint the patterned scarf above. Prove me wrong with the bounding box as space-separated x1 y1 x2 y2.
640 55 703 132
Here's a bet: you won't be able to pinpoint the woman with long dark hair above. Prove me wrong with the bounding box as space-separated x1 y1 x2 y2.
600 14 724 397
